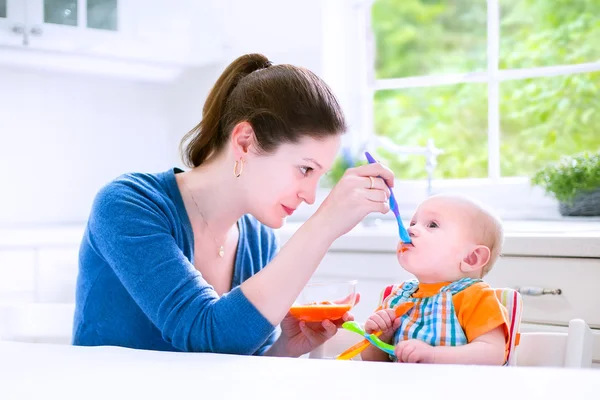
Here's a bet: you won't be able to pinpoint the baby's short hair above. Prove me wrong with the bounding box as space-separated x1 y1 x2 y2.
429 193 504 276
472 202 504 276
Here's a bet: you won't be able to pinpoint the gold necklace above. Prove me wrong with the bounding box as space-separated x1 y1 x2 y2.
182 179 225 258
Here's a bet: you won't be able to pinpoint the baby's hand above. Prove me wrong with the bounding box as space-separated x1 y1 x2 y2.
394 339 434 363
365 308 400 335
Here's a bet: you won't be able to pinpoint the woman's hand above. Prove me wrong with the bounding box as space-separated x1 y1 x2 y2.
274 293 361 358
314 162 394 240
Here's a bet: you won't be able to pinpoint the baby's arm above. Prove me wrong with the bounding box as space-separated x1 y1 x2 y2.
394 327 505 365
430 326 505 365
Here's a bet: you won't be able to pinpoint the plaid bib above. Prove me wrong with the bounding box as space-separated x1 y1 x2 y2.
381 278 482 348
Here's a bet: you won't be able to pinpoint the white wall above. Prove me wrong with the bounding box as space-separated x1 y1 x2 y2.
0 67 175 226
0 0 340 227
222 0 326 75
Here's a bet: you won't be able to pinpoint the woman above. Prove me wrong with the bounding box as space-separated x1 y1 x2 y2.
73 53 393 357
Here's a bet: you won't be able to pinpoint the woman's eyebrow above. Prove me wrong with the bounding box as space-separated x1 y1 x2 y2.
302 157 323 170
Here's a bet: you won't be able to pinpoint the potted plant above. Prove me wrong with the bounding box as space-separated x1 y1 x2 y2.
531 151 600 217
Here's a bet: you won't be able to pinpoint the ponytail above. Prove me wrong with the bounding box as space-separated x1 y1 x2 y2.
180 53 346 168
180 54 272 167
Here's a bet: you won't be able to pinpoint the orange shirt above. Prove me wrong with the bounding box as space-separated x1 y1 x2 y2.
381 280 511 361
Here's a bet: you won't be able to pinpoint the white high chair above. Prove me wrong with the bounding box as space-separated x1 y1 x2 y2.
495 288 594 368
310 288 594 368
515 319 594 368
0 302 75 344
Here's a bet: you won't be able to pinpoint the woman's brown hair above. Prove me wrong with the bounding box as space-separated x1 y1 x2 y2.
180 53 347 167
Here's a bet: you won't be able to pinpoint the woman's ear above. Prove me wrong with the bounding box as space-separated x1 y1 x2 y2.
230 121 256 158
460 245 491 274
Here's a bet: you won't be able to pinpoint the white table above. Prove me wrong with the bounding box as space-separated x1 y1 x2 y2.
1 341 599 399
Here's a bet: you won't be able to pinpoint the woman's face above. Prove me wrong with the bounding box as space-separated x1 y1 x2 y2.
242 134 341 229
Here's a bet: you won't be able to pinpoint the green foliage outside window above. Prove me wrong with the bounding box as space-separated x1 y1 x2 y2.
372 0 600 180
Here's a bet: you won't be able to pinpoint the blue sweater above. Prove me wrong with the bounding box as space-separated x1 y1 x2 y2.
73 168 279 355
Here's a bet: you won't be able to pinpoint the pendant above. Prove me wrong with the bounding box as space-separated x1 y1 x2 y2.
218 246 225 258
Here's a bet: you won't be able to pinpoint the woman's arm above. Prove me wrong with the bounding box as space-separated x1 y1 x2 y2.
89 162 392 355
241 162 394 326
240 215 335 325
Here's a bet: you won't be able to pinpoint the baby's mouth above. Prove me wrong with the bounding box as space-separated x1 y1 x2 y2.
399 243 415 253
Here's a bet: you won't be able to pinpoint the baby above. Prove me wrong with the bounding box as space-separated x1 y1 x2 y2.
361 193 509 365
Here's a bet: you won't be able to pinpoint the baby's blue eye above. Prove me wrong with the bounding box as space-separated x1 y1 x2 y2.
428 222 439 228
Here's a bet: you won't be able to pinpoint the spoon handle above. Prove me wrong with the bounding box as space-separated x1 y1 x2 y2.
336 332 383 360
364 152 411 244
366 334 395 355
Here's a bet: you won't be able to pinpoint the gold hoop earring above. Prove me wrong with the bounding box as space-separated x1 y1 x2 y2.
233 159 244 178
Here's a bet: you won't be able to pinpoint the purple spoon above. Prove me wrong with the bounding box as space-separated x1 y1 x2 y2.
364 151 411 244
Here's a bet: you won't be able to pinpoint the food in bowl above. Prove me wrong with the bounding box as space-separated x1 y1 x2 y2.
289 280 357 322
289 301 353 322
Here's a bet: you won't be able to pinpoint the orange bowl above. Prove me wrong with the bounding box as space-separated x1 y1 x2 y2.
289 280 357 322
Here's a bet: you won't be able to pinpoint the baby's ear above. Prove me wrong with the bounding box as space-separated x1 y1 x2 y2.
460 245 491 274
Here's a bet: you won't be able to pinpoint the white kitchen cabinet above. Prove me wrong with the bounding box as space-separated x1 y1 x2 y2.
486 257 600 328
2 0 126 52
0 0 27 46
0 250 36 302
24 0 121 52
36 247 79 303
0 0 225 81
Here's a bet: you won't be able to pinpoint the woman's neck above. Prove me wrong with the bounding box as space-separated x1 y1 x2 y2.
178 158 246 238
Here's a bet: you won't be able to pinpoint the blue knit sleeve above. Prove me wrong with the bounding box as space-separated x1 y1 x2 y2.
254 231 281 355
87 180 275 355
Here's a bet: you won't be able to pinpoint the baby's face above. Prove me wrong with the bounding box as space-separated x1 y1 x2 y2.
397 196 477 283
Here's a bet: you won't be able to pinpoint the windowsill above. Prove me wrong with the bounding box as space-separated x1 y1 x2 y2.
288 178 579 223
0 218 598 258
276 218 600 258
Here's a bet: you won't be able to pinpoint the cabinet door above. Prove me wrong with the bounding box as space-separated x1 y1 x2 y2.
486 256 600 328
25 0 121 52
0 250 36 302
36 247 79 303
0 0 26 46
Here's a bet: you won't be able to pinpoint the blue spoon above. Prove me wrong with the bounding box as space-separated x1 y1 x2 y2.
364 151 412 244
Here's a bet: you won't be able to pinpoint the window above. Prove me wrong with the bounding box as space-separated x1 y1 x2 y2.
364 0 600 217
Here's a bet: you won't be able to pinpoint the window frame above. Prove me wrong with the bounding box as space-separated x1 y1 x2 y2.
290 0 600 223
362 0 600 218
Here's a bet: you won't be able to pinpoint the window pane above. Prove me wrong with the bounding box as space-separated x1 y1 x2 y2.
0 0 6 19
44 0 78 26
374 84 488 180
371 0 487 79
87 0 117 31
500 72 600 177
500 0 600 69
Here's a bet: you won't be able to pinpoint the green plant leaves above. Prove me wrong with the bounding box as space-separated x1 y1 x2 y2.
531 152 600 203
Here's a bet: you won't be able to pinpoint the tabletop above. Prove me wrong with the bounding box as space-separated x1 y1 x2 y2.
1 341 599 399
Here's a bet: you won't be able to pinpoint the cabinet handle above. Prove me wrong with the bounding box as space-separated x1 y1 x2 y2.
11 24 25 35
30 26 43 36
515 287 562 296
